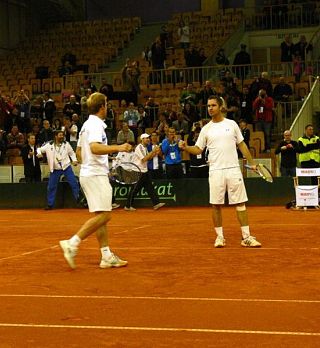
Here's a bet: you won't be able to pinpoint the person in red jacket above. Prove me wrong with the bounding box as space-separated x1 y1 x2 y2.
252 89 274 152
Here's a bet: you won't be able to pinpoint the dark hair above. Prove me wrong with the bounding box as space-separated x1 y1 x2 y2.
207 95 224 107
305 124 313 130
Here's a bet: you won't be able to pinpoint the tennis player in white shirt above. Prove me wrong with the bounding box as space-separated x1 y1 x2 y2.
179 95 261 248
59 92 132 269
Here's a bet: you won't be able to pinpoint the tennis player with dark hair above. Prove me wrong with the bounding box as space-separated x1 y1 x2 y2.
179 95 261 248
124 133 165 211
59 92 132 269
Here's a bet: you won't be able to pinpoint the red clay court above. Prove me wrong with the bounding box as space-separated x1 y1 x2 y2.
0 206 319 347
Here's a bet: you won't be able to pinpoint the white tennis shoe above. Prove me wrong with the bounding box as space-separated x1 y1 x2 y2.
59 240 78 269
214 236 226 248
124 206 136 211
241 236 261 248
100 253 128 269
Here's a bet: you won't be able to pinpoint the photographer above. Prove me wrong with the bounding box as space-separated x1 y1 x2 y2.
252 89 274 152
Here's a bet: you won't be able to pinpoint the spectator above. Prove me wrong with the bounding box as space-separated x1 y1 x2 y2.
80 88 92 121
38 119 54 145
43 92 56 124
273 77 293 102
13 89 31 133
232 44 251 81
252 89 274 152
239 85 254 124
117 121 135 145
239 119 250 149
83 76 97 93
21 133 41 183
198 80 216 118
150 37 166 84
180 83 197 107
187 127 208 178
161 127 184 179
182 102 200 131
172 112 189 138
293 51 302 83
137 105 151 133
37 130 79 210
99 78 114 100
52 118 62 131
145 97 159 125
294 35 313 62
6 125 25 155
63 94 81 119
177 19 190 49
105 103 115 144
275 130 298 177
123 102 140 141
147 131 163 179
280 34 294 76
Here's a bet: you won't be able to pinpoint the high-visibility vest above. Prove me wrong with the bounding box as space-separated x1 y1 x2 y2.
298 136 320 163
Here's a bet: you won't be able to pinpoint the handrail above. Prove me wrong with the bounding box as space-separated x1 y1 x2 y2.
290 76 320 140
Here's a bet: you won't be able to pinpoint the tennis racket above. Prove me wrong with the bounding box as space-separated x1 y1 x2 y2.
109 161 142 185
244 163 273 183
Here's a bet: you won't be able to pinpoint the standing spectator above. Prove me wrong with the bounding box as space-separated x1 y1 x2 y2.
177 19 190 49
105 103 115 144
80 89 92 121
13 90 31 133
280 34 294 76
172 112 189 138
145 97 159 125
147 131 163 179
297 124 320 185
293 52 302 83
59 92 132 269
37 130 79 210
21 133 41 182
150 37 166 84
293 35 313 62
43 93 56 124
124 133 165 211
182 102 200 132
137 105 151 134
180 83 197 107
161 127 184 179
99 78 114 100
215 48 230 80
275 130 298 177
252 89 274 152
232 44 251 81
178 95 261 248
239 119 250 148
273 76 293 117
123 102 140 141
187 127 208 178
239 85 254 124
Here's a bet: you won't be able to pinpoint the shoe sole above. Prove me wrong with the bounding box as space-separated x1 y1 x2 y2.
100 262 128 269
59 241 76 269
215 244 225 248
241 244 261 248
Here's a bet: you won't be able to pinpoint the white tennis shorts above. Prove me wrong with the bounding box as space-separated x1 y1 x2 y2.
80 176 112 212
209 167 248 205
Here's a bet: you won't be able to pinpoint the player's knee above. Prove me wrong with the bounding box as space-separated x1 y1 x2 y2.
236 204 246 211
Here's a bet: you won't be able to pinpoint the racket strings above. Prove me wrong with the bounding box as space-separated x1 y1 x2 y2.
257 165 273 183
110 163 142 184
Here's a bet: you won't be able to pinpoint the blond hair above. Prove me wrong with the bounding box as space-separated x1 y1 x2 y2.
87 92 106 114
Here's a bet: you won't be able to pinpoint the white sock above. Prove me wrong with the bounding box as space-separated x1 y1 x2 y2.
69 235 81 247
215 227 223 238
241 226 250 239
101 246 112 259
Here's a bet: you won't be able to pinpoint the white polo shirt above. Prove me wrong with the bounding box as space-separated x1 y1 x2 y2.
196 118 243 170
78 114 109 177
133 143 148 173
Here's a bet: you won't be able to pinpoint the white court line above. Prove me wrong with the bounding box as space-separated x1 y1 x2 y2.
0 323 319 336
0 245 58 262
0 294 319 304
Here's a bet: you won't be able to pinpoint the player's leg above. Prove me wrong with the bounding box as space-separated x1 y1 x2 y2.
47 170 62 209
209 170 226 247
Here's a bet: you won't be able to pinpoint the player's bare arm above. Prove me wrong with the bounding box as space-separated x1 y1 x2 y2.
90 142 132 155
178 141 202 155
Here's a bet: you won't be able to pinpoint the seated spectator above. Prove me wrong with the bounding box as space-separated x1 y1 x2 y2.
154 111 168 137
83 76 97 92
30 96 44 123
52 118 62 131
117 121 135 145
180 83 197 107
6 125 25 155
38 119 54 145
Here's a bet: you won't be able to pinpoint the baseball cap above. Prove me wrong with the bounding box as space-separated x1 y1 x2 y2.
140 133 150 140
